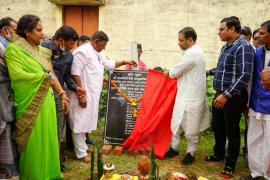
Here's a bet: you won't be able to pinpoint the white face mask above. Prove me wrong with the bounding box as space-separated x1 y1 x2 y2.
3 27 12 41
60 43 66 56
60 44 65 51
5 32 12 41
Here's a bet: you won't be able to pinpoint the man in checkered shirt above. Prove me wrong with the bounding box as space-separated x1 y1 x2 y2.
205 16 254 178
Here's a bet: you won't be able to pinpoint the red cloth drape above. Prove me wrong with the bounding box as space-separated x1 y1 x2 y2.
123 70 177 159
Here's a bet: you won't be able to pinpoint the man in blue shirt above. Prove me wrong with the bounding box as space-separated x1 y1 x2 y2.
205 16 254 178
42 25 85 171
241 20 270 180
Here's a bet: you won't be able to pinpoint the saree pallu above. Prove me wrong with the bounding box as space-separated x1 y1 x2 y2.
5 36 62 180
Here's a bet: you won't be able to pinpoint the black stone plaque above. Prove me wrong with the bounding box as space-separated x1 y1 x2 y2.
104 70 148 145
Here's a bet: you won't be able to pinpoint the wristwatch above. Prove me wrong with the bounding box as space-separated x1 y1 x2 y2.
223 91 232 98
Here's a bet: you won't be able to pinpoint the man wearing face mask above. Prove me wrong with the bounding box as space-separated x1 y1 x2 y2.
42 25 82 171
0 17 18 178
69 31 137 163
0 17 17 58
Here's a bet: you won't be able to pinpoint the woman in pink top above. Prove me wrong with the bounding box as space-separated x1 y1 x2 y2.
126 44 147 70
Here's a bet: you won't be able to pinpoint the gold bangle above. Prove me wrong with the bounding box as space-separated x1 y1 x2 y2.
59 90 66 96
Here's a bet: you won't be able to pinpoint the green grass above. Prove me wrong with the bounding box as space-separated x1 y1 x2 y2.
62 119 250 180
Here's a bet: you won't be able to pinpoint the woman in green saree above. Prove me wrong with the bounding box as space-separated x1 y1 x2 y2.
5 15 69 179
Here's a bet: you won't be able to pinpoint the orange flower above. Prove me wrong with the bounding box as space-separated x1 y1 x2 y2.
111 80 143 118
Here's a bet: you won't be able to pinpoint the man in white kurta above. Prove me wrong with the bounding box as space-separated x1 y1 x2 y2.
164 27 209 165
69 31 136 162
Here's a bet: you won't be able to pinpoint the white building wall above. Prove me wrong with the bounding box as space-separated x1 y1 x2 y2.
1 0 270 69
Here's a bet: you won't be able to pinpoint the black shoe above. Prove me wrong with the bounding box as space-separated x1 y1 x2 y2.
241 174 254 180
204 155 224 162
241 174 267 180
164 147 179 158
181 153 195 165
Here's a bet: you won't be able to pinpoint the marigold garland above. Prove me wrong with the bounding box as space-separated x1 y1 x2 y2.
111 80 143 118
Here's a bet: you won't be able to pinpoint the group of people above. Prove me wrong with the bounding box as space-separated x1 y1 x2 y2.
0 13 270 180
0 14 137 179
163 16 270 180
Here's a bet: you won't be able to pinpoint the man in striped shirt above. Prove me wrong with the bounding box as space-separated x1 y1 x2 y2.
205 16 254 178
0 17 18 178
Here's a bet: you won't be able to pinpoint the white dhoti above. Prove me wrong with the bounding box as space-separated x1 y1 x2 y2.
248 109 270 179
171 112 199 155
169 44 210 154
72 132 88 159
169 44 209 156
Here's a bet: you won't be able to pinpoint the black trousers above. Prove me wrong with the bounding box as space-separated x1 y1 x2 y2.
212 91 248 169
66 115 74 149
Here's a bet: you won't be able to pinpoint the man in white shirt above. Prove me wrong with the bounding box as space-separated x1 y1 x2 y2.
164 27 209 165
69 31 136 163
